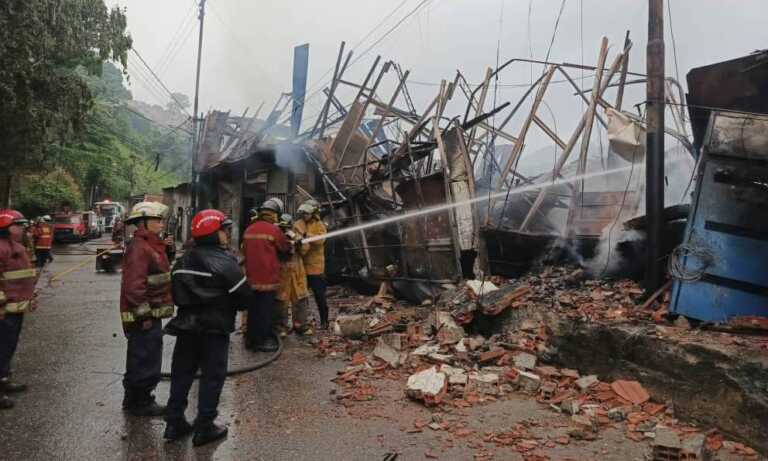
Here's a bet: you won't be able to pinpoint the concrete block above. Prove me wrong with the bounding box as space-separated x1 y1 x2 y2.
512 352 537 370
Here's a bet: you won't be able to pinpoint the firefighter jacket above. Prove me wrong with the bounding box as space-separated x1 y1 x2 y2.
294 216 327 275
0 237 36 317
33 223 53 249
119 228 174 326
242 217 290 292
277 231 309 305
167 243 251 335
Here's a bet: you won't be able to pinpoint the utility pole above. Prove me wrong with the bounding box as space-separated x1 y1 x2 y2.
646 0 665 293
190 0 207 219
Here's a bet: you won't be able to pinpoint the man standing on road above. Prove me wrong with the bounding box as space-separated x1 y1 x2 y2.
242 198 290 351
294 200 329 329
32 216 54 268
0 210 37 410
276 213 312 336
164 209 251 446
120 201 174 417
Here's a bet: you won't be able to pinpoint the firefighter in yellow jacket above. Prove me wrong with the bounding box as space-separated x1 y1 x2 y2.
294 200 329 329
276 214 312 336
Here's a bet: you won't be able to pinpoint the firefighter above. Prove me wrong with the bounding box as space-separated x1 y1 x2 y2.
0 210 37 410
112 217 125 244
294 200 329 329
164 209 251 446
241 198 290 352
120 201 174 417
276 213 311 336
32 215 54 268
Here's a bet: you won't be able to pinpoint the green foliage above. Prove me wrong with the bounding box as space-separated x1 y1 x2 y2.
0 0 132 178
16 170 84 218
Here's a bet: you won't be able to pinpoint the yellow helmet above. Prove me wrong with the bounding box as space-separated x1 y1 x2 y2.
126 201 168 223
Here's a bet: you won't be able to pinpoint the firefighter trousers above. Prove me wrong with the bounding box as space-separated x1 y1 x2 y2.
123 319 163 407
307 275 329 325
0 313 24 379
246 291 276 348
166 331 229 426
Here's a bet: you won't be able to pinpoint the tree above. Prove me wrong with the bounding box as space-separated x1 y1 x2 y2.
0 0 132 206
167 92 191 113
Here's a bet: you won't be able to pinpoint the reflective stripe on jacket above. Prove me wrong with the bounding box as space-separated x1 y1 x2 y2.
33 224 53 249
242 219 290 292
119 228 173 324
294 217 326 275
0 238 36 315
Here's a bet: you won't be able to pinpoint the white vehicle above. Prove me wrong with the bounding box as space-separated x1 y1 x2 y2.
95 200 125 232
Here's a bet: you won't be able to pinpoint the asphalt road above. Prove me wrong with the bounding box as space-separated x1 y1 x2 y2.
0 240 650 461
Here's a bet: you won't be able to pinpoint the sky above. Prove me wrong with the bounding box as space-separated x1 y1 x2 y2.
112 0 767 144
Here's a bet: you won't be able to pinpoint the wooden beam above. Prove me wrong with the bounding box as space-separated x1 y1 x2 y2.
519 40 628 232
533 115 566 150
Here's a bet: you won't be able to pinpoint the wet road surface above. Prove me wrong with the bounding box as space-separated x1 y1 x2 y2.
0 240 650 460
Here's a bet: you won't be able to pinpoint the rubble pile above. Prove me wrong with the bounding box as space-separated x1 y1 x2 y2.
314 266 764 459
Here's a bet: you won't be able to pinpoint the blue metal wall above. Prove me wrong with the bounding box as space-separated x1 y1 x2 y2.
670 145 768 323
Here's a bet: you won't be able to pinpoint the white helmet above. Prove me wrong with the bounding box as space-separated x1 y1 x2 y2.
259 197 284 215
42 215 52 222
297 201 317 215
126 201 168 223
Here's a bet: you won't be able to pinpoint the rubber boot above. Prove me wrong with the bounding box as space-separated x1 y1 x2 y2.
0 395 13 410
256 337 279 353
0 378 27 394
164 419 194 441
193 422 228 447
130 395 166 417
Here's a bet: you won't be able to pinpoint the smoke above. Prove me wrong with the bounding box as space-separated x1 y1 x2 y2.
273 142 308 175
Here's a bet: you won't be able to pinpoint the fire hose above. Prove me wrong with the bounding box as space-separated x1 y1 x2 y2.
160 333 283 379
42 244 283 377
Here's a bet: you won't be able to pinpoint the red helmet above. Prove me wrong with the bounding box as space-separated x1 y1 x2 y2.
0 209 27 230
191 209 232 238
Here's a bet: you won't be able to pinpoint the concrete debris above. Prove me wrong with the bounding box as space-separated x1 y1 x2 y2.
466 279 499 297
512 351 537 370
467 335 486 351
410 344 440 357
373 336 407 368
575 374 599 391
560 399 581 416
436 321 466 345
406 367 447 405
427 352 453 364
466 372 500 396
334 314 368 338
653 426 682 461
440 365 468 386
513 370 542 393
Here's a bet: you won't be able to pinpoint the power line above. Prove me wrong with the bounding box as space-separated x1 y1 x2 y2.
131 48 193 117
543 0 567 65
155 0 198 74
349 0 433 68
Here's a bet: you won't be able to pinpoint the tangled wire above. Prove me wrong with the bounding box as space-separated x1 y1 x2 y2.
667 242 715 281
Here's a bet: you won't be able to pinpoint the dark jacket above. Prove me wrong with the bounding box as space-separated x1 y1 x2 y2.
167 243 251 335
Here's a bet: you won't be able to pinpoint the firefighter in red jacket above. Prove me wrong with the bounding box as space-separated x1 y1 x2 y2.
32 215 54 268
0 210 37 410
242 198 290 352
120 201 174 416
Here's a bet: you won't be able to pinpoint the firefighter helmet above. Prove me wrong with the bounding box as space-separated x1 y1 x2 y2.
0 209 27 229
191 209 232 238
126 201 168 223
297 202 317 216
259 197 284 214
42 215 52 222
278 213 294 228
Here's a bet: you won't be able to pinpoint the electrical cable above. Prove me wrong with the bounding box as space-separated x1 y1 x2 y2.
131 48 193 117
668 242 715 282
155 0 198 75
161 333 283 379
543 0 567 65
